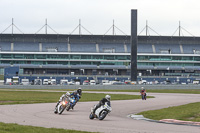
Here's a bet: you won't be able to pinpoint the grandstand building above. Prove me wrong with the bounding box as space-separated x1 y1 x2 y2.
1 34 200 83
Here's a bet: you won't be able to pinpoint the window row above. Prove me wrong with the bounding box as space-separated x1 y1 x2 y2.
138 56 200 61
0 61 127 66
1 60 200 67
0 54 130 60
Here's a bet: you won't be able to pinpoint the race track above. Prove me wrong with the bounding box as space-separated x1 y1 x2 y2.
0 92 200 133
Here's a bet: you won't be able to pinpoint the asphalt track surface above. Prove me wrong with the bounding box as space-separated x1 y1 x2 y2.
0 91 200 133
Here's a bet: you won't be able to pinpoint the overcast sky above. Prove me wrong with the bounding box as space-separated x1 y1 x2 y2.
0 0 200 36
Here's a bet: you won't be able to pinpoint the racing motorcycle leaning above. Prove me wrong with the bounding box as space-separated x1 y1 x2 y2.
66 96 76 111
89 102 112 120
54 96 77 114
54 96 70 114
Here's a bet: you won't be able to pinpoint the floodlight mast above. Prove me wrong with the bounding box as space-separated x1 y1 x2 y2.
130 9 138 82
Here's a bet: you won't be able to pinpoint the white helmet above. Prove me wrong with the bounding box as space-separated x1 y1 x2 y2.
105 95 111 101
66 92 70 96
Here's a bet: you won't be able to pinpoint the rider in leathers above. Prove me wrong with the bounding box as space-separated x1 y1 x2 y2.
77 87 82 98
93 95 111 114
55 92 70 109
70 90 80 109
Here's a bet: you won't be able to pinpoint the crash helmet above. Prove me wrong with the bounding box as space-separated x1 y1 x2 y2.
66 92 70 96
77 87 81 91
141 87 144 90
73 90 77 95
105 95 111 101
77 87 82 93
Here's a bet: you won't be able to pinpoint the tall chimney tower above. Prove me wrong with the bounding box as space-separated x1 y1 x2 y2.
130 9 138 81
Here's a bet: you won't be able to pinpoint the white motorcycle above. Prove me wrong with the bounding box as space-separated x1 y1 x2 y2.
89 102 112 120
54 97 70 114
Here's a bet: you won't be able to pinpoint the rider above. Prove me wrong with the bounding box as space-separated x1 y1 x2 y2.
93 95 111 114
55 92 70 108
140 87 146 100
70 90 80 101
77 87 82 98
70 90 80 109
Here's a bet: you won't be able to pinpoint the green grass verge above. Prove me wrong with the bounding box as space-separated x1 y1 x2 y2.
136 89 200 94
0 90 153 105
0 122 95 133
137 102 200 122
0 75 4 80
81 89 200 94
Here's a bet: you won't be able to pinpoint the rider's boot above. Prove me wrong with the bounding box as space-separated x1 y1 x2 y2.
93 106 98 114
55 102 59 107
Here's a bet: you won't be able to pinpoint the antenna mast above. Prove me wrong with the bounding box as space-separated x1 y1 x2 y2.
146 20 148 36
45 19 47 34
35 19 58 34
79 19 81 35
113 20 115 35
12 18 14 34
179 21 181 36
104 20 127 36
70 19 92 35
1 18 23 34
138 20 160 36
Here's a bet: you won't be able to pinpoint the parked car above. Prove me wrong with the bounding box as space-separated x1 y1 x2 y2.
34 79 42 85
43 79 49 85
83 80 90 85
90 80 96 85
112 82 126 85
68 81 75 85
60 79 68 85
21 79 29 85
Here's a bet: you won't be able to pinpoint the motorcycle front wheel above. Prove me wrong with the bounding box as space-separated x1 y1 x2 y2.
98 111 108 120
58 105 66 114
54 106 58 114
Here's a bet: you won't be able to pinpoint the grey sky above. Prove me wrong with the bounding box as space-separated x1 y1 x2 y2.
0 0 200 36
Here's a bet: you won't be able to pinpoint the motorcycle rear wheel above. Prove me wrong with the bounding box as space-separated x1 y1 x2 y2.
66 104 70 111
98 111 108 120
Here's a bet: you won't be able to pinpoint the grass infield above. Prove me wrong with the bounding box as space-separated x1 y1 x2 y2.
137 102 200 122
0 90 153 105
81 89 200 94
0 122 95 133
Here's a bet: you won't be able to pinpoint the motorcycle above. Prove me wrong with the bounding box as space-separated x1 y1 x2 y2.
141 93 146 100
66 96 76 111
54 97 70 114
89 102 112 120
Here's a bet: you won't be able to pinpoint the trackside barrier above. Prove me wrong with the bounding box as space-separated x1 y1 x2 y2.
1 85 200 90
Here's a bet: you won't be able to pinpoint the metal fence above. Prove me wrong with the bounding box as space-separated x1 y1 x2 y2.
1 84 200 90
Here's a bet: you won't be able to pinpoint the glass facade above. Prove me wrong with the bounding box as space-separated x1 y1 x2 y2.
0 53 200 68
138 55 199 62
